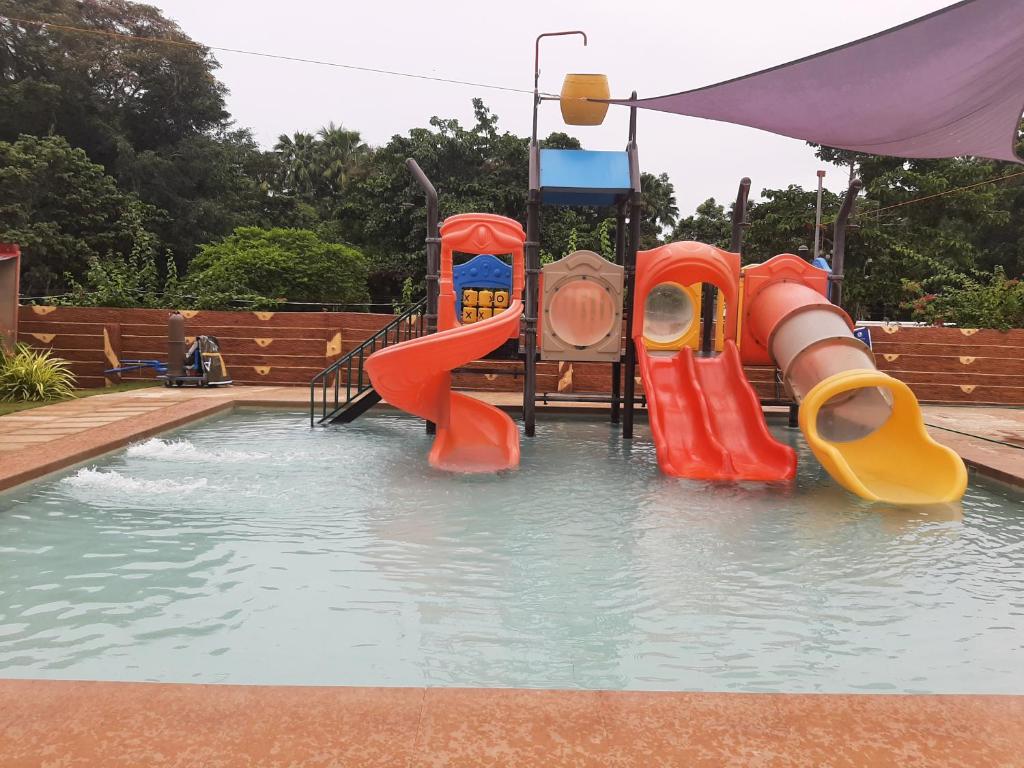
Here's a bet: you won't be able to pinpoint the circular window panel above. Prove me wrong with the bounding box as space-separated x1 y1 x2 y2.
643 282 695 346
547 278 617 348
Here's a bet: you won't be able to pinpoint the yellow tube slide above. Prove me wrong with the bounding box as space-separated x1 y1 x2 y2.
799 369 968 504
744 263 967 505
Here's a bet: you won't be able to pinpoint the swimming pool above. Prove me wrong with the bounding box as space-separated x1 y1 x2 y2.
1 409 1022 693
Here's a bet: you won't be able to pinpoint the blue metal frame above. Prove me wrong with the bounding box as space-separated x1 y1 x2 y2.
453 254 513 316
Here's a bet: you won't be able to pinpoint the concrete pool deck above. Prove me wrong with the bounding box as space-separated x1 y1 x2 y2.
0 680 1022 767
2 386 1023 765
1 385 1022 493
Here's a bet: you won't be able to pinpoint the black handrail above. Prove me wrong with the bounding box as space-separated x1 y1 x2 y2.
309 298 427 426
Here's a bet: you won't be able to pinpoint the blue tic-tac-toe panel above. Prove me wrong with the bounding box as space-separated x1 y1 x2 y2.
453 254 513 315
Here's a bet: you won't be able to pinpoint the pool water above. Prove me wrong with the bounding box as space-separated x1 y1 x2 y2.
1 410 1022 693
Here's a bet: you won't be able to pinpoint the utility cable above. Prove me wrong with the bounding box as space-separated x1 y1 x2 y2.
822 168 1024 227
2 15 547 96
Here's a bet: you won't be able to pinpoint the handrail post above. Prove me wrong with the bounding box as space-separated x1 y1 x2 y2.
831 178 863 307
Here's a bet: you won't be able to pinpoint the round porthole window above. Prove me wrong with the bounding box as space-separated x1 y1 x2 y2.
643 282 695 346
547 278 617 348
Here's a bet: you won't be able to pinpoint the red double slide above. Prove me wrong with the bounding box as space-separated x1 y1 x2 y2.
637 340 796 481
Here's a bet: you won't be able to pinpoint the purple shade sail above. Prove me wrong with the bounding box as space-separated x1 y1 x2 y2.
613 0 1024 163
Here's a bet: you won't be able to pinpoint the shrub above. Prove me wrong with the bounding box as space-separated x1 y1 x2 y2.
0 344 77 401
61 202 187 309
909 267 1024 330
185 227 370 310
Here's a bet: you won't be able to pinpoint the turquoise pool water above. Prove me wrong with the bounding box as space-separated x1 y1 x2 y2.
1 410 1022 693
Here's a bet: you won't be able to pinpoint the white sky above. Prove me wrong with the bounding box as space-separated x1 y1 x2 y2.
153 0 950 215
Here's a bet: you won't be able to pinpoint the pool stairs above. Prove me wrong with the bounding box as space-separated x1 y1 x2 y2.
309 299 427 426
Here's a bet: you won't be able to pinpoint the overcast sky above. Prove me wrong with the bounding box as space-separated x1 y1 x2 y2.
153 0 950 217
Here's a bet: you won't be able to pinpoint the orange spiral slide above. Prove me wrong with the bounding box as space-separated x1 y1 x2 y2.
365 214 525 473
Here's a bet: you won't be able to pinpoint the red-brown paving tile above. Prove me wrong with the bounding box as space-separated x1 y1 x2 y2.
0 679 422 768
0 681 1022 766
598 691 1024 768
414 688 612 767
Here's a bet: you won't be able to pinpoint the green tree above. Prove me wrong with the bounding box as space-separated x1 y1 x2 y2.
639 171 678 248
671 198 731 248
274 132 321 198
317 122 370 191
119 128 285 270
0 0 228 168
185 227 369 309
0 134 163 295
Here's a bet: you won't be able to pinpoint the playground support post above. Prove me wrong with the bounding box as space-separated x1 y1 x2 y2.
831 177 863 307
622 98 641 440
524 142 541 437
699 177 750 356
610 202 627 424
813 169 826 260
406 158 440 434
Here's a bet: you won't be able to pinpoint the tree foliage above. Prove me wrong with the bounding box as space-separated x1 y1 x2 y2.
184 227 369 309
0 0 227 166
0 134 161 295
4 0 1021 326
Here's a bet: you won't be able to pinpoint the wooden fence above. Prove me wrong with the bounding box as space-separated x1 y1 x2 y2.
16 306 1024 404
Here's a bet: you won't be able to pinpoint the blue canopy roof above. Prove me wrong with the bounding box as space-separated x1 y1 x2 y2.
539 149 632 207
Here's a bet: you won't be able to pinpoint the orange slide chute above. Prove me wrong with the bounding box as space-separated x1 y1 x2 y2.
632 242 796 482
637 341 796 481
364 302 522 472
365 213 525 473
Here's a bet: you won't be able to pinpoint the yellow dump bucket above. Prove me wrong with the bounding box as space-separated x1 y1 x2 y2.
799 369 967 504
493 290 509 308
461 306 478 324
478 307 493 320
463 289 478 307
560 74 610 126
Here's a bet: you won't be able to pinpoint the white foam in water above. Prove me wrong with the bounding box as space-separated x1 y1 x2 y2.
126 438 270 464
62 468 207 495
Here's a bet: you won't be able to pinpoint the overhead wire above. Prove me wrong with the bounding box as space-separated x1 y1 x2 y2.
823 167 1024 228
1 15 552 96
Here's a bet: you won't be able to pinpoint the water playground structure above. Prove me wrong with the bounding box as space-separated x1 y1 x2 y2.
305 0 1024 506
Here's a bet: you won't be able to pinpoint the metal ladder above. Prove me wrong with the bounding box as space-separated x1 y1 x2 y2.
309 299 427 426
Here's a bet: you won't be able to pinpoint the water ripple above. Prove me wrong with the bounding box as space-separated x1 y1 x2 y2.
0 410 1021 693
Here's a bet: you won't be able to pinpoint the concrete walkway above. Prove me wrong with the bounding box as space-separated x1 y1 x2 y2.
1 680 1021 767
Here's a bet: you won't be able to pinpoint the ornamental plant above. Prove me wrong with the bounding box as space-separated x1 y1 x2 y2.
0 344 77 402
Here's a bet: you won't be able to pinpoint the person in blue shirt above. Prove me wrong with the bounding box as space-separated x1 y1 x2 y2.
798 245 833 299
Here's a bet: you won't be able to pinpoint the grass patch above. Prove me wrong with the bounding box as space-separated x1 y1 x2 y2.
0 381 158 417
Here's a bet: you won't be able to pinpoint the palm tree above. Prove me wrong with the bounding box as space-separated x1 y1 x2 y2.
316 122 369 191
273 131 319 197
640 172 680 247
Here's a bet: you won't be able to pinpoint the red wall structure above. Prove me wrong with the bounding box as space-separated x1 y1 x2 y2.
16 305 1024 404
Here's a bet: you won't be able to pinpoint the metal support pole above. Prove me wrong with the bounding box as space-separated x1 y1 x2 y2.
524 144 541 437
406 158 439 434
831 177 863 308
622 101 641 439
610 204 626 424
699 178 750 356
622 193 640 439
813 170 826 261
533 31 587 143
